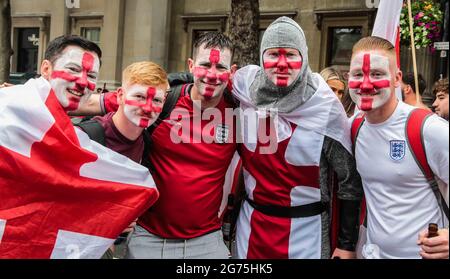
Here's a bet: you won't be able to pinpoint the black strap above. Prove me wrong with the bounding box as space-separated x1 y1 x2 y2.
141 129 153 170
245 196 328 218
75 118 106 146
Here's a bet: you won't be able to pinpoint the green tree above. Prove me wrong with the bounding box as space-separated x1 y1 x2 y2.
228 0 260 68
0 0 13 83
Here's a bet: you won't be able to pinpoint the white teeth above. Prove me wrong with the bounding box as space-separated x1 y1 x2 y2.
67 89 84 97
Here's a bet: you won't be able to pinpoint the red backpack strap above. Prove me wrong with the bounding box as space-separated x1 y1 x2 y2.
405 109 434 181
406 109 449 220
351 113 366 156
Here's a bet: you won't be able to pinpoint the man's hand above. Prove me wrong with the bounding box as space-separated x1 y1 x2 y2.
418 228 449 259
332 248 356 259
122 218 138 234
0 82 13 89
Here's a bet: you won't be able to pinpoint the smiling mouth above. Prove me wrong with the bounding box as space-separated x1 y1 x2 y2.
67 89 84 97
357 91 379 96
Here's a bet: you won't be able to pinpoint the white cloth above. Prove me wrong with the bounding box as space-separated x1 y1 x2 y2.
352 101 449 259
233 65 352 153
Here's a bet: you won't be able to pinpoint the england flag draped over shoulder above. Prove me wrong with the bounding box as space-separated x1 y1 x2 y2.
0 78 159 259
372 0 404 100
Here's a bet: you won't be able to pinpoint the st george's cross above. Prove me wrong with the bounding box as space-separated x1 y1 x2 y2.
0 78 159 259
240 117 320 259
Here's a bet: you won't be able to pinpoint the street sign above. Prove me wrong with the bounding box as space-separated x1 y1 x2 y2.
434 42 449 50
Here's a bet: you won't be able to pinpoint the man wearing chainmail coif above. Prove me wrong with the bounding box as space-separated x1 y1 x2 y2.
232 17 363 259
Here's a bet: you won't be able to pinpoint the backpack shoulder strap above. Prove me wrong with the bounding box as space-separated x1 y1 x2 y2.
147 83 185 134
140 129 153 170
405 109 434 181
351 112 366 156
406 108 449 220
75 119 106 147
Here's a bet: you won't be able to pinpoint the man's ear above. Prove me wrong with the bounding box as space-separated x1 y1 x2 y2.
40 60 53 80
117 87 125 106
229 64 238 82
188 58 195 73
394 69 403 89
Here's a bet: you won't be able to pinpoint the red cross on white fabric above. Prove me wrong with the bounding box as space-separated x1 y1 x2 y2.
0 86 158 259
240 118 320 259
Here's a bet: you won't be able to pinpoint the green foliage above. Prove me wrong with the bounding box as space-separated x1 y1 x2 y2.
399 0 443 49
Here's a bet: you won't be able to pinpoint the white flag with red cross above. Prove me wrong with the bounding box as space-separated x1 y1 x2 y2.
372 0 404 100
0 78 159 259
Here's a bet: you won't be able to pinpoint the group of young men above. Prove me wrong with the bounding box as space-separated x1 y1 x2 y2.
0 16 448 259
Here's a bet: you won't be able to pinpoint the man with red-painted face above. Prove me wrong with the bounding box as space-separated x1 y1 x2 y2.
348 37 448 259
232 17 363 259
86 62 168 258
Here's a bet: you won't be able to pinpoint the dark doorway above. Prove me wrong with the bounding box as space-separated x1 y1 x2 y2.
17 28 39 74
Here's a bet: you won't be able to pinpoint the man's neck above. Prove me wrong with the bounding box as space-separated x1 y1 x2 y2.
112 111 144 141
405 95 431 111
365 98 399 124
190 85 222 109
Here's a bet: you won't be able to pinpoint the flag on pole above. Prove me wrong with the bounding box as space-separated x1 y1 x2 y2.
372 0 404 100
0 78 159 259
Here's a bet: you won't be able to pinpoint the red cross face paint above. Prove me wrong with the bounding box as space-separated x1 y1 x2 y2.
192 47 232 100
123 84 165 128
49 46 100 112
348 52 392 112
263 48 302 87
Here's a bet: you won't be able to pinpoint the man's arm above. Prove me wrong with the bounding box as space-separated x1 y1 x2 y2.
419 116 449 259
69 93 103 116
323 136 364 259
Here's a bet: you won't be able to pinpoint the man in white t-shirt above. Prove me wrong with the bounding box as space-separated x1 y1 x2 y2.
349 36 449 259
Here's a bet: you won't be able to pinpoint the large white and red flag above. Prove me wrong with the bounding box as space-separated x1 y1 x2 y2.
0 78 159 259
372 0 404 100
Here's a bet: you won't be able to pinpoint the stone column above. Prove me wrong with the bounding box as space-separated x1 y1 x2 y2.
49 0 69 40
148 0 171 69
99 0 125 89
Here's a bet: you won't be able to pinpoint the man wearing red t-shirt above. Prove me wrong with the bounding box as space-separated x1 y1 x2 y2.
78 32 238 259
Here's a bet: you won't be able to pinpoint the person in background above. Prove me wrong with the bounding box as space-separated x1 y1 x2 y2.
432 78 449 121
401 72 431 111
320 66 346 100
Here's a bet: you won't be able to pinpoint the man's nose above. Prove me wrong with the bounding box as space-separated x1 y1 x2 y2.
76 73 88 89
360 76 374 92
277 55 288 70
206 67 218 80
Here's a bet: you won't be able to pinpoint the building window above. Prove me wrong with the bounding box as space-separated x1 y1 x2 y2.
327 27 362 66
314 8 376 72
81 27 101 45
16 28 40 73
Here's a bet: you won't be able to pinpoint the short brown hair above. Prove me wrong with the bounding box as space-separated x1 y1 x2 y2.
432 78 449 96
122 61 169 89
352 36 395 58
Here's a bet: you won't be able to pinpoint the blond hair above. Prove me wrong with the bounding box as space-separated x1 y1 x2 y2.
122 61 169 89
352 36 396 58
320 67 344 82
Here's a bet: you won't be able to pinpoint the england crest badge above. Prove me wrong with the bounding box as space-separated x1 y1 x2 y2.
390 140 406 161
215 124 230 144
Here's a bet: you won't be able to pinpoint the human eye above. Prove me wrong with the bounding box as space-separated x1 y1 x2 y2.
153 98 163 104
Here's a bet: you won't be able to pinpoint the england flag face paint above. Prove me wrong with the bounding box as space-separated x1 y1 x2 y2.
123 84 165 128
49 46 100 112
192 46 232 100
348 52 392 112
263 48 302 87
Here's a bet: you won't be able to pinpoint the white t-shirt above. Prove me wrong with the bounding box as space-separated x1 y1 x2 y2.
353 101 449 259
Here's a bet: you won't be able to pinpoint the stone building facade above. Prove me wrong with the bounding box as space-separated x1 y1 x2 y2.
9 0 405 91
